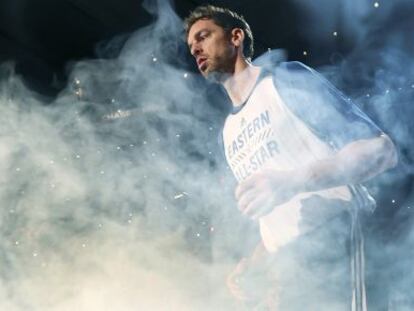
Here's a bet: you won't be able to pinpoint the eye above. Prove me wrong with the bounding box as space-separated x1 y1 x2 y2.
200 31 210 40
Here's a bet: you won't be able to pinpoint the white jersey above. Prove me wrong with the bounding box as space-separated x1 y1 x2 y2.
223 75 354 253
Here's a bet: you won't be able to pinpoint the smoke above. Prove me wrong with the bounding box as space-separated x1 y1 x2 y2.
292 0 414 309
0 0 256 310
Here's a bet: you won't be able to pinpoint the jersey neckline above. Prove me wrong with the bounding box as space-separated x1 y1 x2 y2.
230 67 270 115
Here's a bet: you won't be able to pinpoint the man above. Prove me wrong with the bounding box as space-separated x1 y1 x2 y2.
185 5 397 311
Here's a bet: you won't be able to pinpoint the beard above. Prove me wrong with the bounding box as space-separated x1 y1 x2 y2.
202 48 236 83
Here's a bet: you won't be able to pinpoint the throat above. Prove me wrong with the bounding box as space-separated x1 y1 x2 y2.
224 66 262 108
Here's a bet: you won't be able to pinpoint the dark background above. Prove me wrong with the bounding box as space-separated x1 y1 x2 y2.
0 0 351 96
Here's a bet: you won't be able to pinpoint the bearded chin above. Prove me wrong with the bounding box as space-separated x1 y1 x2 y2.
205 70 231 84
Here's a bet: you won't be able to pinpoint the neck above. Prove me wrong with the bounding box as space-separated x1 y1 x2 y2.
222 58 261 107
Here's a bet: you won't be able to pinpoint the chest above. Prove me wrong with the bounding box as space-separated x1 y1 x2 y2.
222 77 332 182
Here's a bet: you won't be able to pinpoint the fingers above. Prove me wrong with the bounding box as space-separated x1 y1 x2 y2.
237 187 257 213
226 261 252 302
243 194 270 219
235 174 261 200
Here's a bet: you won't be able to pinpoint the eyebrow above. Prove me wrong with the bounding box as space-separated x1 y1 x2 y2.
187 28 210 49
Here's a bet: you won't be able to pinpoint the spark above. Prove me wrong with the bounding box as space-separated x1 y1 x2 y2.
303 51 308 56
374 2 379 8
174 192 189 200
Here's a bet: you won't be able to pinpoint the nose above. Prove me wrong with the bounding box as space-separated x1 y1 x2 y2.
191 42 202 57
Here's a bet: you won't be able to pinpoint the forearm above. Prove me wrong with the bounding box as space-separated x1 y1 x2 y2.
296 134 398 193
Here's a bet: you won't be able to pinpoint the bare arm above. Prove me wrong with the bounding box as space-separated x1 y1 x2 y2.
236 134 398 218
297 134 398 193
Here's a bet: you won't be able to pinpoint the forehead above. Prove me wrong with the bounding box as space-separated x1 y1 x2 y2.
187 19 222 43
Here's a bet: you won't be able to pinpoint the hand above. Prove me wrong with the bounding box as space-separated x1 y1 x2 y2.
226 258 252 302
227 257 279 308
235 169 300 220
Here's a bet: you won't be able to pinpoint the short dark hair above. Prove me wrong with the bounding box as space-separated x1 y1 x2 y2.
184 5 254 59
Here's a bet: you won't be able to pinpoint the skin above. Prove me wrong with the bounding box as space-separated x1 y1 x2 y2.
187 17 398 304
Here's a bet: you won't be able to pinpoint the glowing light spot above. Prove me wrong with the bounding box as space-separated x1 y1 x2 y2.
82 244 86 248
33 252 38 257
76 155 81 159
128 219 132 224
174 193 184 200
392 199 396 203
15 167 20 172
111 98 116 103
75 79 80 85
116 146 121 150
15 241 19 245
143 141 147 145
196 233 201 237
366 94 370 97
152 57 157 62
411 84 414 88
209 127 213 131
129 144 134 147
385 90 390 94
176 134 180 138
210 227 215 232
183 73 188 78
174 192 188 200
100 171 105 175
333 31 338 37
303 51 308 56
374 2 379 8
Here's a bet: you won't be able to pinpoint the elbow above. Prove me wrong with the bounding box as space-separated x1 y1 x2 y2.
379 134 398 170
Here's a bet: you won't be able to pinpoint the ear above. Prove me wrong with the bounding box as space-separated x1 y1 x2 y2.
230 28 245 50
